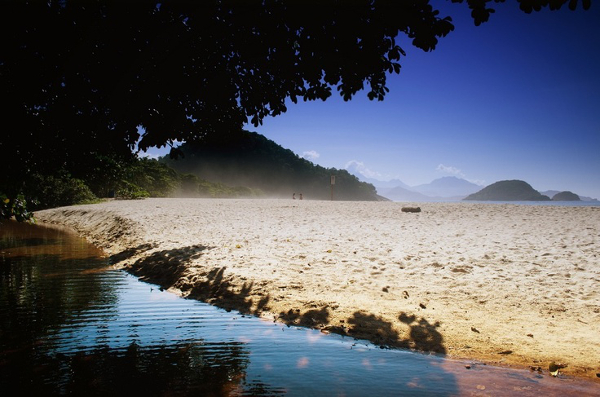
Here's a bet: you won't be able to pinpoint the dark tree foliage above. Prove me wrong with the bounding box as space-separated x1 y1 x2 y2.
451 0 590 25
0 0 590 211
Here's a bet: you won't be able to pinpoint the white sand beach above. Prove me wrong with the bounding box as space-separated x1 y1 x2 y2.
37 198 600 380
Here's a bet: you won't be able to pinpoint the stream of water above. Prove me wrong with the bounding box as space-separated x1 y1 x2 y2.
1 220 597 396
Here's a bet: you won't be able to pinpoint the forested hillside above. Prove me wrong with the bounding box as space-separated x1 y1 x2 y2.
161 130 380 201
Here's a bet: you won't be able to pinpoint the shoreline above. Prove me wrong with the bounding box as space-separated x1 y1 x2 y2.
36 198 600 381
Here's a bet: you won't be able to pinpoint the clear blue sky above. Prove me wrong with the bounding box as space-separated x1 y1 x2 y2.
145 2 600 199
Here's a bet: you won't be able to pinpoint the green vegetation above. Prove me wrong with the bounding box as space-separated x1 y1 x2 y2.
198 181 264 199
1 172 97 222
161 130 379 201
114 160 265 200
464 180 551 201
1 193 36 223
28 173 99 208
0 157 268 222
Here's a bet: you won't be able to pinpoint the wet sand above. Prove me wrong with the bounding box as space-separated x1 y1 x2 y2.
36 198 600 380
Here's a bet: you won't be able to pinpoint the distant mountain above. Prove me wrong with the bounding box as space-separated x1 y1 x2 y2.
350 175 482 201
379 186 434 202
412 177 482 198
344 166 411 190
541 190 561 198
367 178 412 190
579 196 598 202
551 191 580 201
464 180 551 201
161 130 382 201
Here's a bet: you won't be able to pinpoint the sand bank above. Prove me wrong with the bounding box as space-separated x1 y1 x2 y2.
37 198 600 380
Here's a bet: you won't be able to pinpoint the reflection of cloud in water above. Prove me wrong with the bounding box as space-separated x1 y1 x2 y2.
296 357 309 369
237 336 252 344
361 358 372 370
305 328 325 344
261 327 276 336
407 378 422 389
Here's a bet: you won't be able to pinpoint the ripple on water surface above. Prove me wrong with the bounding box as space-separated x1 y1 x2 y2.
0 220 598 396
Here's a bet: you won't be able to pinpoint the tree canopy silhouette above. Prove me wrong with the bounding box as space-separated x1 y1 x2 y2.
0 0 591 211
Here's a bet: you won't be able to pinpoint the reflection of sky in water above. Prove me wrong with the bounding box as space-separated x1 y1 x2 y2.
241 326 457 396
46 269 457 396
48 272 244 350
4 222 598 396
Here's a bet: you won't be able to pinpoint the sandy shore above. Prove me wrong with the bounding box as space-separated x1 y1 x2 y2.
37 198 600 380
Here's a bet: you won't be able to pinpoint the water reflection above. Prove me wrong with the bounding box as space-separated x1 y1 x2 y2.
1 221 597 396
0 223 112 359
0 221 257 396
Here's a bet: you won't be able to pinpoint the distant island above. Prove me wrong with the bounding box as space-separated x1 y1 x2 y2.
464 180 551 201
551 191 580 201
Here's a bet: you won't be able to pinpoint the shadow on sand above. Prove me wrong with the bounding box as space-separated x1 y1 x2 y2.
106 241 457 395
109 243 459 394
110 244 447 358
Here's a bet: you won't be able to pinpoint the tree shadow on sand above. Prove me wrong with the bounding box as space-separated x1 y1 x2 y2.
278 306 331 328
345 311 446 354
185 266 272 316
109 243 157 264
277 306 446 356
111 244 272 316
111 245 447 358
111 244 211 287
106 245 459 394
